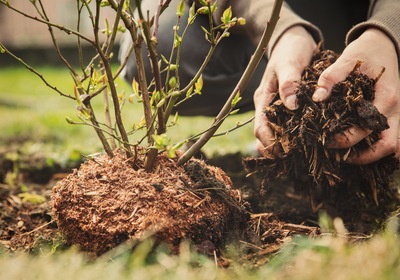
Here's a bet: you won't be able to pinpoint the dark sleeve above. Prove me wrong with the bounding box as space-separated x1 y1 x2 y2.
210 0 322 57
346 0 400 62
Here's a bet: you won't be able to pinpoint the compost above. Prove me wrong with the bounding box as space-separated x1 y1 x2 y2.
245 49 399 232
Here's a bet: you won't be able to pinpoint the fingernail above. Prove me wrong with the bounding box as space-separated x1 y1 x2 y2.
285 95 298 110
313 87 328 102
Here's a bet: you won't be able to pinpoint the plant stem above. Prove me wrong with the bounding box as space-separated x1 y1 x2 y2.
94 0 133 158
136 0 166 135
178 0 284 165
86 103 114 157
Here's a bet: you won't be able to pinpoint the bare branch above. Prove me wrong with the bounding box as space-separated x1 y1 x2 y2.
178 0 284 165
0 44 74 99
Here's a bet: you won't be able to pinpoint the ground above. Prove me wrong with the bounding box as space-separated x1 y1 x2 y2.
0 145 323 265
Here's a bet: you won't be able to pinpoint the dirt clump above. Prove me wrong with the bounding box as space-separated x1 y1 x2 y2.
51 149 249 256
245 49 400 232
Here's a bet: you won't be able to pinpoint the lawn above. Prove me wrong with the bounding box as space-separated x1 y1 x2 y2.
0 66 256 158
0 66 399 279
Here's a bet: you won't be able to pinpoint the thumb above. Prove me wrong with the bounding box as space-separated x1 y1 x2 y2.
312 62 350 102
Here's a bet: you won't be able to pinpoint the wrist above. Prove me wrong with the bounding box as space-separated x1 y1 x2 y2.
271 25 316 56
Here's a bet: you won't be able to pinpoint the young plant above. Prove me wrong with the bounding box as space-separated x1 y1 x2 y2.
0 0 283 171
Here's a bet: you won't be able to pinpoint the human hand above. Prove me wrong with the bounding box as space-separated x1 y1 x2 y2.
254 25 316 156
312 28 400 164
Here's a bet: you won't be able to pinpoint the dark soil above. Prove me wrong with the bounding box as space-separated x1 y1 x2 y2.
0 146 320 264
244 49 400 233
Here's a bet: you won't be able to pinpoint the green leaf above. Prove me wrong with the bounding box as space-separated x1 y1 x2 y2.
194 75 203 95
188 3 196 23
172 112 179 124
131 78 140 97
186 86 193 98
174 33 182 48
152 134 170 149
231 91 242 106
0 44 5 54
221 6 232 24
117 25 127 33
210 2 217 14
123 0 130 11
177 0 185 17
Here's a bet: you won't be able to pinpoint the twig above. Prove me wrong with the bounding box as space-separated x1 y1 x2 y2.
0 44 73 99
21 221 54 236
178 0 284 165
93 0 132 158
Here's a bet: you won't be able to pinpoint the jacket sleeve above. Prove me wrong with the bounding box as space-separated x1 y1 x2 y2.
207 0 322 58
346 0 400 62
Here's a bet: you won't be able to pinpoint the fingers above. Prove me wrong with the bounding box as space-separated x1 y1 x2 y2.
253 73 282 157
312 57 353 102
328 126 371 149
345 117 399 164
277 69 301 110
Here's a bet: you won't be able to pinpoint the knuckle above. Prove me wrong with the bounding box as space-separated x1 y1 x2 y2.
384 139 397 155
279 80 297 98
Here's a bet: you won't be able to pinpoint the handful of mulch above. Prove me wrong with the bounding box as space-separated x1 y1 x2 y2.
245 49 399 230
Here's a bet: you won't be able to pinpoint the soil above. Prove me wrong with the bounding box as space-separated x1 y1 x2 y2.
0 146 320 264
244 48 400 233
51 149 249 256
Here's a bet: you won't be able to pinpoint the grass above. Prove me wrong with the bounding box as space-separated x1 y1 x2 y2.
0 219 399 280
0 66 256 158
1 66 400 279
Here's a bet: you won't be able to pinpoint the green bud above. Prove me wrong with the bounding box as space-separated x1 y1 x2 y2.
100 0 110 7
198 0 208 6
156 98 166 108
237 17 246 25
229 109 240 115
168 76 177 88
169 64 177 71
197 6 209 15
65 116 74 124
171 91 181 97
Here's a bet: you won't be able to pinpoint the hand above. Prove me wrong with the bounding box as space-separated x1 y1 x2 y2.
254 26 316 156
312 28 400 164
